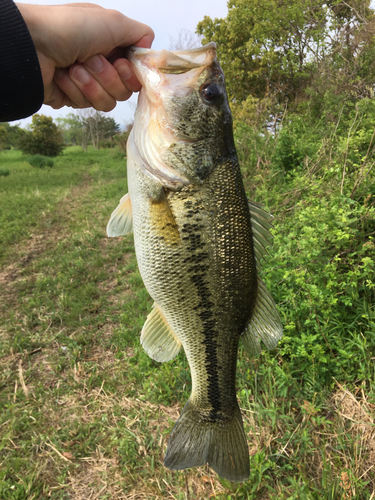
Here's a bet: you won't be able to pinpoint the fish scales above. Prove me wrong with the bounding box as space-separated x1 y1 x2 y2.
107 42 283 482
132 156 256 414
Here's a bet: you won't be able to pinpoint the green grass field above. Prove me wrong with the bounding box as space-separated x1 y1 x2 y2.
0 147 374 499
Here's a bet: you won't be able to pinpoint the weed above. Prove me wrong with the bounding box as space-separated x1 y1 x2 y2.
0 167 10 177
28 154 55 168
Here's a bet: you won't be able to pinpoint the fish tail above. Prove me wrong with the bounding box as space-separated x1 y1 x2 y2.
164 398 249 483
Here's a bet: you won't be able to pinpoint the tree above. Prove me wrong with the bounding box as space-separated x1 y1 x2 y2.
58 111 120 150
82 111 120 149
18 114 64 156
196 0 374 111
56 113 84 146
0 126 9 151
0 122 26 150
114 122 133 155
169 29 203 50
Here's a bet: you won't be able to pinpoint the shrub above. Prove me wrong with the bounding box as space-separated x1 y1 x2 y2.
28 154 54 168
18 114 64 157
114 131 130 156
112 149 125 161
0 167 10 176
234 92 375 396
99 140 113 149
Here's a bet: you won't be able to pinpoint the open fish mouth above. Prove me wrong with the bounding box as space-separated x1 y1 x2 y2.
128 42 217 81
127 43 219 190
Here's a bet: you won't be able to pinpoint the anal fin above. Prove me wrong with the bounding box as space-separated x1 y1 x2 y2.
141 303 181 362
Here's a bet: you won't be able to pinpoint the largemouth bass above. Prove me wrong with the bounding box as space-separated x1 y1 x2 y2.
107 43 282 483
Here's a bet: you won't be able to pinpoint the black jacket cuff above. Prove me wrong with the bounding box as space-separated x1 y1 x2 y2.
0 0 44 122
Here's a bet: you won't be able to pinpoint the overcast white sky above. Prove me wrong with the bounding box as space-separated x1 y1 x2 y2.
17 0 228 129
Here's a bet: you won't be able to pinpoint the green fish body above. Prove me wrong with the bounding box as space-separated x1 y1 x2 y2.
107 43 282 482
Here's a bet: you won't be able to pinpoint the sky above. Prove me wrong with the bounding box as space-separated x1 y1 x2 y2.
17 0 228 129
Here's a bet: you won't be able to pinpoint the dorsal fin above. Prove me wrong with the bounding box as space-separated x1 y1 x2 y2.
107 193 133 237
242 201 283 355
241 279 283 355
141 303 182 362
248 200 274 270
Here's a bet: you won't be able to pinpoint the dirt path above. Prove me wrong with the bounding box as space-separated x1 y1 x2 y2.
0 180 94 312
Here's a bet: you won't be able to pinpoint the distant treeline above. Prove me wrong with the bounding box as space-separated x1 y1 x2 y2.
0 111 132 156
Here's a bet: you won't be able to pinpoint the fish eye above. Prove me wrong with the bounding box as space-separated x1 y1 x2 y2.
200 83 222 103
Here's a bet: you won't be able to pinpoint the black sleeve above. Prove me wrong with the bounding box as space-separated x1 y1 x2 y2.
0 0 44 122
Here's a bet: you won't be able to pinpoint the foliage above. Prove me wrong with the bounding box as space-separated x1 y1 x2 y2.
114 130 130 156
17 114 64 157
56 113 83 146
0 125 8 151
0 122 26 150
197 0 375 119
234 97 375 398
28 154 55 168
0 167 10 176
0 2 375 494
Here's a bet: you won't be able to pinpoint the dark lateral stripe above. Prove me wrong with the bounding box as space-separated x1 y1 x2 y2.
181 214 222 418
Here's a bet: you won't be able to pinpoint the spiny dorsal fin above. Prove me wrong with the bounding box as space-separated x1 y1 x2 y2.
107 193 133 237
141 303 182 362
241 279 283 355
248 200 274 269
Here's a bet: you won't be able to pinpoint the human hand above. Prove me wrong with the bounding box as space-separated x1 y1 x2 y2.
16 3 154 111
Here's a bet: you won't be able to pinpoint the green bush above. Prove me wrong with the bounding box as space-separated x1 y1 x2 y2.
113 131 130 156
99 139 114 149
112 149 125 161
234 93 375 397
28 154 54 168
17 114 64 157
267 188 374 393
0 167 10 176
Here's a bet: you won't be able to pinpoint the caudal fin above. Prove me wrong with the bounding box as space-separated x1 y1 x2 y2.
164 399 249 483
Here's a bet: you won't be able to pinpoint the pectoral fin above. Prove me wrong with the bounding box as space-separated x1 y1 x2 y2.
141 303 181 362
242 279 283 356
150 189 180 245
107 193 133 237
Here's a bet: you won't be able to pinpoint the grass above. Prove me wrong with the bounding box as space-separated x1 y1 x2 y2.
0 146 374 499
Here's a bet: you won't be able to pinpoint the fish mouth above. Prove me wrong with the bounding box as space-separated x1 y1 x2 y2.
127 42 217 77
128 44 218 189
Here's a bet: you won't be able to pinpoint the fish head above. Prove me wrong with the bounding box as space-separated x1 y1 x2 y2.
128 43 235 189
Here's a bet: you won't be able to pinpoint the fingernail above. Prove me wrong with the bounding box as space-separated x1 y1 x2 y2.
85 55 104 73
117 63 133 80
72 66 91 84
